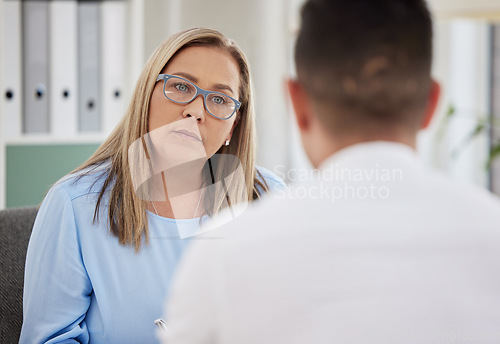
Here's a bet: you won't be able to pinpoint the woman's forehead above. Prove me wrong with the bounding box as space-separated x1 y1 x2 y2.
164 46 240 93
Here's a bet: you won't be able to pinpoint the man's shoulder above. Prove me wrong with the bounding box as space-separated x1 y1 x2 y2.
426 168 500 213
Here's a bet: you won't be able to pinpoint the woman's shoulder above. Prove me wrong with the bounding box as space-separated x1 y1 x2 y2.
54 162 112 201
256 166 286 192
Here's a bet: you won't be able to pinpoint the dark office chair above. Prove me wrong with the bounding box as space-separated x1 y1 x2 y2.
0 206 38 343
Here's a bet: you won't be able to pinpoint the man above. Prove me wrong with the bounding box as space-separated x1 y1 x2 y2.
162 0 500 343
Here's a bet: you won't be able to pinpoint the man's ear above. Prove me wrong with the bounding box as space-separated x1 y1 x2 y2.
421 79 441 129
287 79 313 132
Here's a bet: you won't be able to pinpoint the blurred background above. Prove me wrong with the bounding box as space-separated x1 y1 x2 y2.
1 0 500 208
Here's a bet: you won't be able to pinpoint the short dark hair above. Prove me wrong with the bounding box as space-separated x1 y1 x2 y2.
295 0 433 134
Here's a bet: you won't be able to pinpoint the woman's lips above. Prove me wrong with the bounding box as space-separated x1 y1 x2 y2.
172 129 202 142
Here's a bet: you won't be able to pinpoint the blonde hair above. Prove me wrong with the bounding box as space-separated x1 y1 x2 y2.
72 28 267 251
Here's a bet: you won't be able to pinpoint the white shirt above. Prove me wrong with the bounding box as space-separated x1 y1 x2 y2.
162 142 500 344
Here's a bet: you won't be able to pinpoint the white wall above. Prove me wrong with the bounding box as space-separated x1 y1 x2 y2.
428 0 500 18
418 19 491 188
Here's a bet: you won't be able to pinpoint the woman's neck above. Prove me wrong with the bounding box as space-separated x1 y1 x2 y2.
148 166 205 219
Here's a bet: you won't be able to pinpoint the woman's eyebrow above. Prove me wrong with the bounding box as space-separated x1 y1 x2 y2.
172 71 198 83
212 83 235 96
171 71 236 96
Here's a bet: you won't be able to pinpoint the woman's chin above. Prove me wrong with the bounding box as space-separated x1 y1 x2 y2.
156 144 207 169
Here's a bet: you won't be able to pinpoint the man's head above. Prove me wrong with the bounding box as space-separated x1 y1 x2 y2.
288 0 440 167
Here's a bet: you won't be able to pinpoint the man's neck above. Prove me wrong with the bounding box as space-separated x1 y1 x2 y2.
312 133 417 168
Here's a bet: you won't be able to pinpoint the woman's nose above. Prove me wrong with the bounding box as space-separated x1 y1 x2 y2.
182 94 206 123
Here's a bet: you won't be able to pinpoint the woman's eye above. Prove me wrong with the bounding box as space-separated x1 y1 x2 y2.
174 83 190 93
211 95 226 105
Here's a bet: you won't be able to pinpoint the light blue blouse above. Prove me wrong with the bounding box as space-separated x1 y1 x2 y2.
20 164 285 344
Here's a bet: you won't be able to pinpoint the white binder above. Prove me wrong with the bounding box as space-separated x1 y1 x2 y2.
22 0 50 133
1 0 22 139
78 0 101 132
50 0 78 137
101 0 127 135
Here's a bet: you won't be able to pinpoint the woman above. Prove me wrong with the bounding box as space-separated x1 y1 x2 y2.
20 28 285 344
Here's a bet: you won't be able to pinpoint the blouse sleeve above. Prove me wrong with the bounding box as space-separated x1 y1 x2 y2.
256 166 287 194
20 183 92 344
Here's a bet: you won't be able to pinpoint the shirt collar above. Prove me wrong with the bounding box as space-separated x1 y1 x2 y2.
319 141 419 172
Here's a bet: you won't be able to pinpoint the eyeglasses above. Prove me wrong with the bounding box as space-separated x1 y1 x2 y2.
155 74 241 120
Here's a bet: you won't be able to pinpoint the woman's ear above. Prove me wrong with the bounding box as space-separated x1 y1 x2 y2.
227 114 240 142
